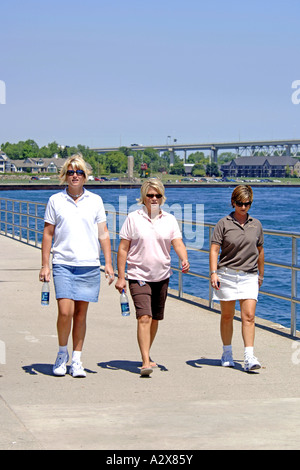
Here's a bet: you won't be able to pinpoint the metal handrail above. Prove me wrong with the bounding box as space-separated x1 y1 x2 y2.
1 197 299 336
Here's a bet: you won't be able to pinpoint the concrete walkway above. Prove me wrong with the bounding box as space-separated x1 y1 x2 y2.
1 235 300 451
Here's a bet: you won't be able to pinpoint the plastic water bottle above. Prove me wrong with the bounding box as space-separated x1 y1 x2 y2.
120 289 130 316
41 281 50 307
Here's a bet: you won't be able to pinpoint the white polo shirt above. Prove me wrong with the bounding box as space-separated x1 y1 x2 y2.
119 207 182 282
44 188 106 266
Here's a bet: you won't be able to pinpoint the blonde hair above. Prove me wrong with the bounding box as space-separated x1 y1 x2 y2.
137 177 166 205
231 185 253 207
59 153 91 185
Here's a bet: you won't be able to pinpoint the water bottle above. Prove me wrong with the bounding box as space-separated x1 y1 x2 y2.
120 289 130 316
41 281 50 307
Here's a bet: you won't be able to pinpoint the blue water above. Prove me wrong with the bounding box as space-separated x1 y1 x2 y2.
1 186 299 330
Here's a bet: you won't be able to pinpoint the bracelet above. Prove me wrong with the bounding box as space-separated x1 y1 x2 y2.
258 276 264 281
210 270 217 275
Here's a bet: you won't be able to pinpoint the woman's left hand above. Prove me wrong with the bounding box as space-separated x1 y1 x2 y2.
258 276 264 288
181 259 190 273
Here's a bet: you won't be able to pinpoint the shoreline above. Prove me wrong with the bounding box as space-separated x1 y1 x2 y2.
1 182 300 190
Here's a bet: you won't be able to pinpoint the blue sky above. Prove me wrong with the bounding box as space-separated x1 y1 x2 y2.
1 0 300 149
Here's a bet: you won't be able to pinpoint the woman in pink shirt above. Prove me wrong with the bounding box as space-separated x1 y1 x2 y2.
115 178 189 376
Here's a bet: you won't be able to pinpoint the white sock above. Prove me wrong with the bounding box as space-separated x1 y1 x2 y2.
245 346 254 357
59 345 68 354
72 351 82 362
223 345 232 353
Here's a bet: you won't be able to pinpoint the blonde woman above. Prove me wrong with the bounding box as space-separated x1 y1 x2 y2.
39 154 114 377
115 178 189 376
209 185 264 372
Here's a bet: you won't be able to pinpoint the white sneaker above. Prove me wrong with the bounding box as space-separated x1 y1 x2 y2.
221 352 235 367
53 351 69 376
244 355 261 372
69 360 86 378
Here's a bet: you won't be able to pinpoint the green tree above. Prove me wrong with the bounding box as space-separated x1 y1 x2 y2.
22 140 39 159
218 152 236 163
192 163 205 176
105 151 127 173
170 161 185 175
187 151 206 163
206 162 220 177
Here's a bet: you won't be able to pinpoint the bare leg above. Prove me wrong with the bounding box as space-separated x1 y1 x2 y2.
56 299 89 351
220 300 236 345
137 315 153 369
149 319 159 366
239 299 256 347
72 301 89 351
56 298 75 347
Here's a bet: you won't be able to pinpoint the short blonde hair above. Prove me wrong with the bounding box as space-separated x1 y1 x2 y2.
59 153 91 185
137 177 166 205
231 185 253 207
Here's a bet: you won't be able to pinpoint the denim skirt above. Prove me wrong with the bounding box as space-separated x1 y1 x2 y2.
52 264 100 302
212 267 259 302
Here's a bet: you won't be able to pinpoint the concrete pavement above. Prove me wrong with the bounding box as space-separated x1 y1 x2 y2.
1 234 300 450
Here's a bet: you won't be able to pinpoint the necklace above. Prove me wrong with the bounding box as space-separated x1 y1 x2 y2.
67 188 84 199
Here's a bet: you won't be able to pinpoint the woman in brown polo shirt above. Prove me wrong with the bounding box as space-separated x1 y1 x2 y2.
209 185 264 372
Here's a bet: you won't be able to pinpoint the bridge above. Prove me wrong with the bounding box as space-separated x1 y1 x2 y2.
92 138 300 164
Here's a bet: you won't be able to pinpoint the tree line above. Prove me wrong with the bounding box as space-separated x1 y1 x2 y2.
1 139 228 176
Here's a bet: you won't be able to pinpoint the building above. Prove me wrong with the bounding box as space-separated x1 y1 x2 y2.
183 163 194 175
0 153 92 174
0 152 10 172
221 156 300 178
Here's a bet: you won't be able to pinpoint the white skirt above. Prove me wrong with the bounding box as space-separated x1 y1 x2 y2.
212 267 259 301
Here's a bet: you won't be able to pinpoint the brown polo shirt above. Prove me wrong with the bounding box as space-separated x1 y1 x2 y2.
211 212 264 273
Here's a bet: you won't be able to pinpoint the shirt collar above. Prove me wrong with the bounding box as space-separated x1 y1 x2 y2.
228 211 253 223
64 187 87 200
139 205 167 220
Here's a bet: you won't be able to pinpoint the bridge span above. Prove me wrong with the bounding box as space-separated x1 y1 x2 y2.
92 138 300 164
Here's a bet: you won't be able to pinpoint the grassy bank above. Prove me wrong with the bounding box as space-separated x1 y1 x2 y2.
0 173 300 186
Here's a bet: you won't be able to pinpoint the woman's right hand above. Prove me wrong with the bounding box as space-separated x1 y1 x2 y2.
39 266 51 283
211 272 220 290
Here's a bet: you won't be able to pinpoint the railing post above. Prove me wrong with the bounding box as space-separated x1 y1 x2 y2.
208 226 213 308
112 210 117 272
291 236 298 336
178 259 183 298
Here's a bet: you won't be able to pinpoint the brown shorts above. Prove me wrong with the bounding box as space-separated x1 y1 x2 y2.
129 278 170 320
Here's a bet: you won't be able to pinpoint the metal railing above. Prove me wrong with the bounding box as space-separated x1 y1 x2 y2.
1 197 299 336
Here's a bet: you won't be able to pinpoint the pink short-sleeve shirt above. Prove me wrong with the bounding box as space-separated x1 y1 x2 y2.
119 207 182 282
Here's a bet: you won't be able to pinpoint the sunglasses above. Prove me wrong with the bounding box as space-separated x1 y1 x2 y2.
146 194 163 199
235 201 251 207
66 169 85 176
